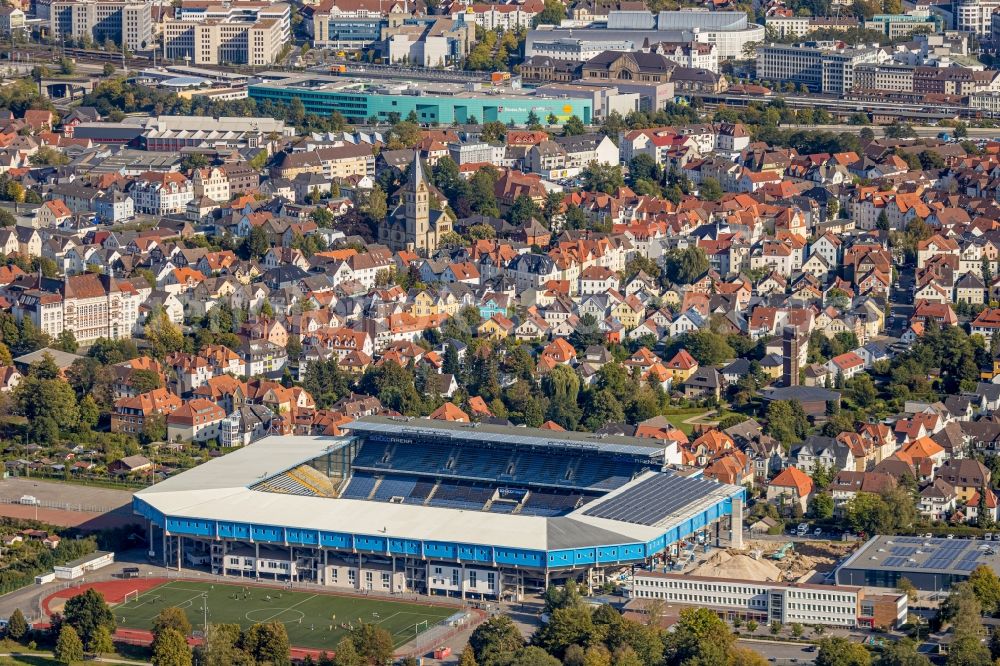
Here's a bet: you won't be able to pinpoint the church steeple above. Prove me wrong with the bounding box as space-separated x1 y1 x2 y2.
405 152 429 246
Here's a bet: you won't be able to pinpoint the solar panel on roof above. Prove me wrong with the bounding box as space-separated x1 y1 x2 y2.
581 472 724 526
883 556 906 567
891 546 917 556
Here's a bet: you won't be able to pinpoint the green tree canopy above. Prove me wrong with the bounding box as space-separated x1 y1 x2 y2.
152 627 192 666
55 624 84 665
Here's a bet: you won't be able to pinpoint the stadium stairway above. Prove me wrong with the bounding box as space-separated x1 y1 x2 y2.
367 477 383 500
423 480 441 506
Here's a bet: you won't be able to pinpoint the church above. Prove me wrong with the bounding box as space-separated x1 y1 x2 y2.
378 153 451 254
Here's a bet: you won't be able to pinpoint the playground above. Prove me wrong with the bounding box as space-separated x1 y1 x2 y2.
62 579 458 651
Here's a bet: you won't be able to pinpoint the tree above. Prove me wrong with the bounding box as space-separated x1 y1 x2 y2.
765 399 809 445
31 146 71 167
144 308 184 358
809 492 835 519
89 625 114 657
969 565 1000 616
153 607 192 639
362 184 387 222
944 583 991 666
683 330 734 365
245 226 269 259
349 623 393 665
897 577 918 604
198 624 253 666
102 63 116 77
62 588 115 648
667 607 735 665
700 177 723 201
662 246 709 285
534 0 566 25
815 637 871 666
875 638 930 666
468 616 523 665
333 637 362 666
581 163 624 195
242 622 290 666
152 627 192 666
55 624 84 665
564 115 585 136
6 608 27 641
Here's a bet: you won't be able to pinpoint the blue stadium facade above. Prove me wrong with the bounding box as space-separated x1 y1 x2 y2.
134 417 744 599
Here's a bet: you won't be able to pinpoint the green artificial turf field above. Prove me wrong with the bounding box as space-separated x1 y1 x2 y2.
114 580 457 650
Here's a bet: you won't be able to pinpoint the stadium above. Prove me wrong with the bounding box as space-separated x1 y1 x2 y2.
133 416 745 601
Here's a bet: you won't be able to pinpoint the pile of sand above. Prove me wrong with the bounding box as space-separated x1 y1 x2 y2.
689 550 782 582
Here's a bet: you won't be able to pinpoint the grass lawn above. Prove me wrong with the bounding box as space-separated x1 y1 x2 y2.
662 407 741 436
115 580 457 651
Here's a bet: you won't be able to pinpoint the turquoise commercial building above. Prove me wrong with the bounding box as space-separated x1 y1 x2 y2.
248 73 593 125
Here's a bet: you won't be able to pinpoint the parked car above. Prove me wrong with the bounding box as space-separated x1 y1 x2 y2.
18 495 37 505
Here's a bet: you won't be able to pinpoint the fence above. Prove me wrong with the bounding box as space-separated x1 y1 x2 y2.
0 497 120 514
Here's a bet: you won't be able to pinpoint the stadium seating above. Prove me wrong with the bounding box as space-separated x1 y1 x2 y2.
352 441 392 467
571 459 643 490
405 480 437 504
519 491 588 516
373 475 417 501
451 446 507 479
429 482 495 510
341 473 378 499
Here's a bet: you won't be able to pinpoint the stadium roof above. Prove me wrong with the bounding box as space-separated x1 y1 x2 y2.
135 433 740 554
837 535 1000 577
349 415 671 457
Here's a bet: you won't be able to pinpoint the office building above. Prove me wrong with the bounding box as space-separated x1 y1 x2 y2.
313 17 384 50
853 63 916 91
49 0 153 51
631 571 907 629
864 10 942 38
764 15 859 38
955 0 1000 36
755 43 887 93
162 2 290 66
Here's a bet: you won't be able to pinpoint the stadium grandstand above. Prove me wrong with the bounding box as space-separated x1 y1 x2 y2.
133 416 745 600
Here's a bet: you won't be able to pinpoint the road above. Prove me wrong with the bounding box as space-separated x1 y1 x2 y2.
738 639 816 664
779 123 1000 139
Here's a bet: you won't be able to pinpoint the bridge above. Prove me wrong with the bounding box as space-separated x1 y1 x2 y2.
39 77 95 100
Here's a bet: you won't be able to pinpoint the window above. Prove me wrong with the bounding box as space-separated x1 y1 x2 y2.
382 572 390 586
348 570 356 583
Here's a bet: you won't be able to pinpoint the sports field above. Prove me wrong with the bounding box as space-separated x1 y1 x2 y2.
113 580 458 650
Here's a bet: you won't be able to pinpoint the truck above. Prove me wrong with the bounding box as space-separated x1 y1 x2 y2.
18 495 38 506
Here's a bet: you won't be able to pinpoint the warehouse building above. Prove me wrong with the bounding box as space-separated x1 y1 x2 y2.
835 535 1000 592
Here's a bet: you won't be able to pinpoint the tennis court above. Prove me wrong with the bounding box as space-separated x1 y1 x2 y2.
113 580 457 650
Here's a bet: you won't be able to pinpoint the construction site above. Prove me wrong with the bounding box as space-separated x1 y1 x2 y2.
677 539 857 584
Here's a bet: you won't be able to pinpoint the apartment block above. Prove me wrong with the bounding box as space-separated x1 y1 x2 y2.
49 0 153 51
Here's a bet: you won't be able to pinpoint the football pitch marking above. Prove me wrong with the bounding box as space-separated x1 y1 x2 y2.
253 593 317 625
